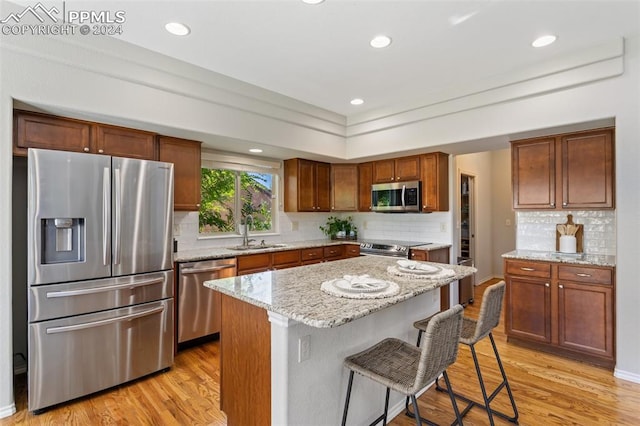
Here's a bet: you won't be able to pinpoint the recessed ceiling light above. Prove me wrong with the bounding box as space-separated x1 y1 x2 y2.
350 98 364 106
165 22 190 36
302 0 325 4
532 35 557 48
370 35 392 49
249 148 263 153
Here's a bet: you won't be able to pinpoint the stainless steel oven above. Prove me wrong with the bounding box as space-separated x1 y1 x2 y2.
359 239 429 258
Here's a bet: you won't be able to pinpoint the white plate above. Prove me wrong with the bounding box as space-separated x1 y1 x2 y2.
397 265 441 275
332 278 389 293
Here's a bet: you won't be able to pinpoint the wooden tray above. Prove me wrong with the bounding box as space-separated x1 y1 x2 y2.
555 214 583 253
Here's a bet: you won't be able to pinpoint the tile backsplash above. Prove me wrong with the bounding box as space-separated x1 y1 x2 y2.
516 210 616 255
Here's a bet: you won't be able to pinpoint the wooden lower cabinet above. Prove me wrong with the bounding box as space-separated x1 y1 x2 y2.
504 259 615 368
236 244 355 275
409 247 451 310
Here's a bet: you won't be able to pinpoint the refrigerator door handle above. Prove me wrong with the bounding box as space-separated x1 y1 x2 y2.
102 167 111 266
45 277 165 299
45 305 165 335
113 168 121 265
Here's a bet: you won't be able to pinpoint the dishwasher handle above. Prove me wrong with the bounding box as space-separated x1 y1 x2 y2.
180 264 236 275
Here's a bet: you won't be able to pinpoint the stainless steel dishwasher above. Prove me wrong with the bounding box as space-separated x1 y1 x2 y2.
178 258 237 343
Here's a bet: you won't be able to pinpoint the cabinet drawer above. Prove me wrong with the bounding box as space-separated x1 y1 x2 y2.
558 265 612 285
237 253 271 272
272 250 301 268
301 248 323 262
323 245 344 259
505 260 551 278
344 245 360 257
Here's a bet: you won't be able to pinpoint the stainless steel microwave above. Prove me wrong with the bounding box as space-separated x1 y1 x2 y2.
371 180 421 212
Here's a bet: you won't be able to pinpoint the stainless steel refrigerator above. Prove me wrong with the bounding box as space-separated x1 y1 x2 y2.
27 148 174 412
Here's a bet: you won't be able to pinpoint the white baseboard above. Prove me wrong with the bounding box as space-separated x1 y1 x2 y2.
0 402 16 419
614 368 640 384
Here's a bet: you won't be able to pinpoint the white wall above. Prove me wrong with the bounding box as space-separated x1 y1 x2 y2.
490 149 516 276
1 23 639 418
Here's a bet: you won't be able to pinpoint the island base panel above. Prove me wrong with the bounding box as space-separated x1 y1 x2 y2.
220 294 271 425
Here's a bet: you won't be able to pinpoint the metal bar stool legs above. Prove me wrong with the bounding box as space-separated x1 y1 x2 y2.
341 306 465 426
404 370 463 426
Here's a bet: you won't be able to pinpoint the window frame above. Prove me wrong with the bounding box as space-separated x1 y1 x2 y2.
199 152 280 239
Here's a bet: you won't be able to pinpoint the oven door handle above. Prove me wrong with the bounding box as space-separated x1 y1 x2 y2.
46 277 165 298
45 305 165 334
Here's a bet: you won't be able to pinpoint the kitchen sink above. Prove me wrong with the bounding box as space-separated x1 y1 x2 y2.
227 243 288 251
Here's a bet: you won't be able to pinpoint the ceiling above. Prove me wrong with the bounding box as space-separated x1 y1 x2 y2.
94 0 638 119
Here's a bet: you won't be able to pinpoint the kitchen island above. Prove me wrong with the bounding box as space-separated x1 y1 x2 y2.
205 255 476 426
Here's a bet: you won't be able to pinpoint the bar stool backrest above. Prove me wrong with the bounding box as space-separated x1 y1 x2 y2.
412 304 464 394
471 281 506 343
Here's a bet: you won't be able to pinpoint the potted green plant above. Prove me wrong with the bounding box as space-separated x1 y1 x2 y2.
319 216 357 240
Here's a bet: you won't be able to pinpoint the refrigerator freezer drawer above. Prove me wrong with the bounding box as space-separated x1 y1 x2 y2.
28 299 174 412
28 270 173 322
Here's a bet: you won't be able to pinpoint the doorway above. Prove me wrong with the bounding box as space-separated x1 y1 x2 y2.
460 173 475 261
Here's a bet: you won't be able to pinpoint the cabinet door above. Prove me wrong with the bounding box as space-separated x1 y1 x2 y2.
394 156 421 181
505 275 552 343
561 129 614 209
373 159 395 183
301 247 323 264
512 137 556 209
95 125 156 160
323 245 344 260
420 153 449 212
297 159 317 212
409 249 427 261
158 136 202 211
14 111 91 155
358 162 373 212
331 164 358 211
557 282 614 358
315 162 331 212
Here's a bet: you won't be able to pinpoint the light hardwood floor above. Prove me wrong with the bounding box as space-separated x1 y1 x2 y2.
3 279 640 425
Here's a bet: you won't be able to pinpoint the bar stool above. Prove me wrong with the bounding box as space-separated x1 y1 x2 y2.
341 304 465 426
412 281 519 425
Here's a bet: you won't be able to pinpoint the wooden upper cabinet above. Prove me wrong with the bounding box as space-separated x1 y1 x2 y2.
284 158 330 212
512 128 614 210
373 155 420 183
561 129 614 209
94 125 156 160
512 137 556 209
358 162 373 212
14 110 91 156
158 136 202 211
331 164 358 211
420 152 449 212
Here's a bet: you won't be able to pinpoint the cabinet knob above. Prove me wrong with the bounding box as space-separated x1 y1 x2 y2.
550 203 556 207
545 283 550 287
397 177 400 180
196 204 200 207
562 202 567 207
559 284 564 289
391 177 394 181
83 147 90 152
98 149 104 154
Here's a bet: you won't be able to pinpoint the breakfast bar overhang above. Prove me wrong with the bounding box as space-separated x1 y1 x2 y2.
205 256 476 426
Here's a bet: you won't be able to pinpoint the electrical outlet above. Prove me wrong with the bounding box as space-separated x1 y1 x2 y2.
362 221 368 230
173 224 180 236
298 335 310 362
505 219 511 226
291 221 299 231
440 222 446 232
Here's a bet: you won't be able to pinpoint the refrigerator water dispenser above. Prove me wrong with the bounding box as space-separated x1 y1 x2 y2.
41 218 85 264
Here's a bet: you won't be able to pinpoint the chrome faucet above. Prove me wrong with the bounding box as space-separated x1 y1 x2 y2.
242 215 255 247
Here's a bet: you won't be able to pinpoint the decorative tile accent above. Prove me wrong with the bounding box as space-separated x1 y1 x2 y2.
516 211 616 255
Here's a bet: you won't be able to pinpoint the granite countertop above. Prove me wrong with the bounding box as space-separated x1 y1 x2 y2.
204 256 476 328
502 250 616 267
174 239 357 262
